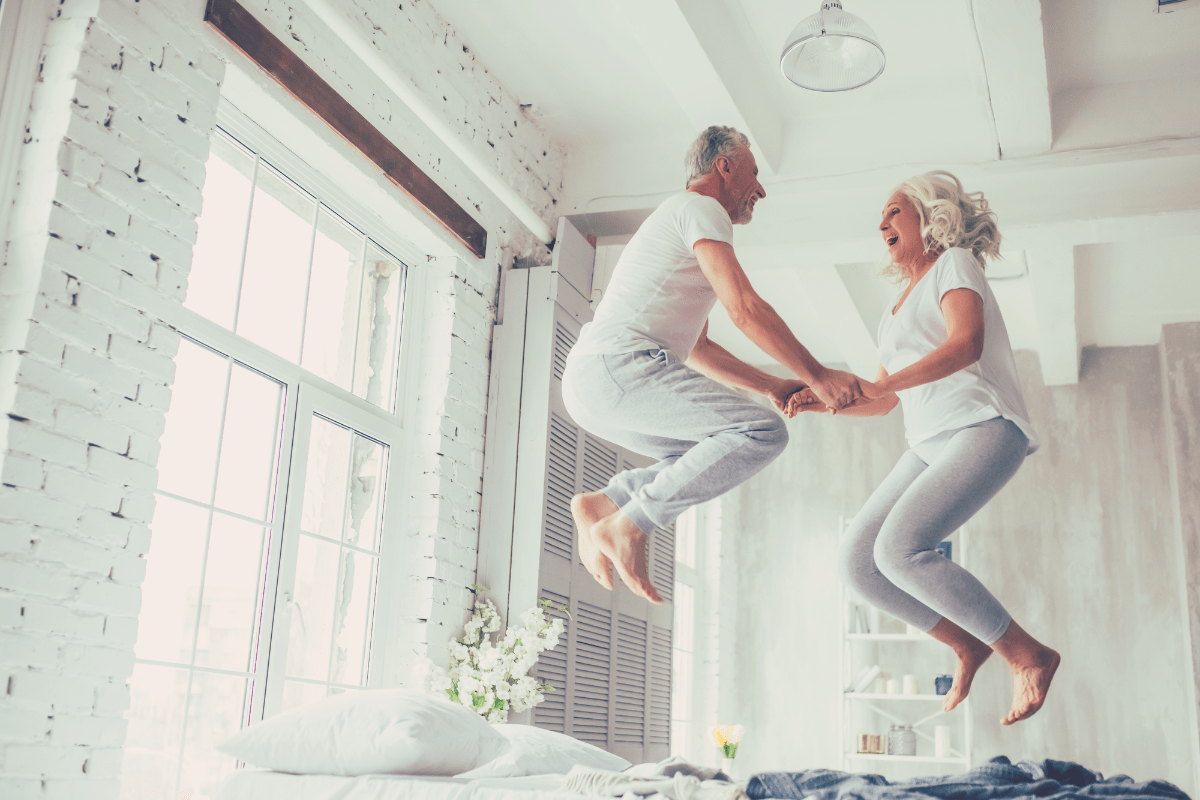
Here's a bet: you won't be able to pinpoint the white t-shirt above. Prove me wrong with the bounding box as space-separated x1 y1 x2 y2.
877 247 1040 454
572 193 733 361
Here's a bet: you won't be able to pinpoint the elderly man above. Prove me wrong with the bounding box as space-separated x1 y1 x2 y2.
561 126 865 603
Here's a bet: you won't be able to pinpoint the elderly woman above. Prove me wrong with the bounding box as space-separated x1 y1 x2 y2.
790 171 1059 725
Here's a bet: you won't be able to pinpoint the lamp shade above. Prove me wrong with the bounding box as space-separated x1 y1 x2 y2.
780 0 885 92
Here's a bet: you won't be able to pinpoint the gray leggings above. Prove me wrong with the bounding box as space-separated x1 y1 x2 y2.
839 417 1028 645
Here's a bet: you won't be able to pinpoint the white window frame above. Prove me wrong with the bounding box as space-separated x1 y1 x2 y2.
671 507 699 760
145 99 432 727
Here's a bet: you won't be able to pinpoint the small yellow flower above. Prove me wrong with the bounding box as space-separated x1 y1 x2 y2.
711 724 744 758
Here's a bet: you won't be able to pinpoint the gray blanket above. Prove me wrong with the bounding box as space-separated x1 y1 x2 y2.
746 757 1190 800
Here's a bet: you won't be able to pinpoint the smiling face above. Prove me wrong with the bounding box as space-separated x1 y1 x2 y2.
879 190 929 269
725 148 766 224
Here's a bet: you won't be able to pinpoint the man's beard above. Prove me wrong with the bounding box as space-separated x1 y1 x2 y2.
733 199 754 224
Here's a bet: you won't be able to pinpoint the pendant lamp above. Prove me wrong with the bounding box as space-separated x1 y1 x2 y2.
780 0 885 92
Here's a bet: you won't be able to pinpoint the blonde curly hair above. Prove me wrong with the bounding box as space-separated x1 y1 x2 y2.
885 171 1001 279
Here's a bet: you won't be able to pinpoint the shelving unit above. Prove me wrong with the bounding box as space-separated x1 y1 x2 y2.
837 518 972 776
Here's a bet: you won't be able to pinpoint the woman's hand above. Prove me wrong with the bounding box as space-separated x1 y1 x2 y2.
766 379 809 416
860 378 886 400
785 387 828 416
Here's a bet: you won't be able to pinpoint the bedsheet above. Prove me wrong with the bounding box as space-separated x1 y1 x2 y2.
746 757 1191 800
215 770 577 800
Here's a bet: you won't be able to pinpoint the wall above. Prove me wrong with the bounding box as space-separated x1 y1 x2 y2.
716 348 1197 796
0 0 565 796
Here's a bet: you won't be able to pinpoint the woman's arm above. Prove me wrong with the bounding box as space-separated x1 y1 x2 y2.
868 288 985 397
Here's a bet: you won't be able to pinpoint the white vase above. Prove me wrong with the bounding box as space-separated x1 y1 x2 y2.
722 757 736 779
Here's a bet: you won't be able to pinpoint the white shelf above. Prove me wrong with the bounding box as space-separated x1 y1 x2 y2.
847 633 929 641
845 754 968 764
846 693 949 702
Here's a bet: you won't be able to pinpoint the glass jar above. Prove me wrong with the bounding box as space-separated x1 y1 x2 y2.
887 724 916 756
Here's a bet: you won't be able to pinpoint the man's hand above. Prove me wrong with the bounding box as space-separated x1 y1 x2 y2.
809 368 867 412
766 379 809 416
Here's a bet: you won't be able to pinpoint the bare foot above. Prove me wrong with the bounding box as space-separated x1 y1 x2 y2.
943 638 992 712
1002 648 1060 725
571 492 618 590
591 511 664 604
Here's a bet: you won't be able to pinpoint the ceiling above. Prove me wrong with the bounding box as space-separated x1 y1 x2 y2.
426 0 1200 381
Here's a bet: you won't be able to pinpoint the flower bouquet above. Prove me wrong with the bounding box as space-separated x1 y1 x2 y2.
712 724 745 777
422 586 567 723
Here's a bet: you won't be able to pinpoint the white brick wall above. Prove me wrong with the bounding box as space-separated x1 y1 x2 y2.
0 0 564 796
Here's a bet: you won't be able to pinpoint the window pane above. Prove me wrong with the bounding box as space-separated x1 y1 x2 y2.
345 435 386 552
329 549 378 686
300 416 352 540
674 583 695 652
156 340 228 504
280 680 328 714
675 508 696 569
177 670 248 800
136 497 209 663
186 135 254 329
301 207 364 392
353 242 404 410
121 663 188 800
212 363 283 521
193 513 267 673
236 162 315 363
285 534 339 681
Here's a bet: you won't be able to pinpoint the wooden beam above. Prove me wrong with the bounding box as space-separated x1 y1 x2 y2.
204 0 487 258
1027 246 1080 386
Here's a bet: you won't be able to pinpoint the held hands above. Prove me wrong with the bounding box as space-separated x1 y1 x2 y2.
784 387 828 417
766 379 809 416
808 368 867 413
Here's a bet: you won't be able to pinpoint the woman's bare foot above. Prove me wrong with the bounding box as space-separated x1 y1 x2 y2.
571 492 618 589
943 637 992 712
591 510 664 604
1003 648 1060 725
925 617 992 712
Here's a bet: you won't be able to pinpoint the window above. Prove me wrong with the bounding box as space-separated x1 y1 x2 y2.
671 507 698 760
121 110 419 800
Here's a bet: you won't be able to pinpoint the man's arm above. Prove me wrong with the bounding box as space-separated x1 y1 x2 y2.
693 239 865 410
687 323 807 413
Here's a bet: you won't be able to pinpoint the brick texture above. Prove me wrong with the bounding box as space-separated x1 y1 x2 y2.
0 0 563 795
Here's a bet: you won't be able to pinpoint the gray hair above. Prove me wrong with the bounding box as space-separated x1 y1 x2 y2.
886 171 1001 278
684 126 750 188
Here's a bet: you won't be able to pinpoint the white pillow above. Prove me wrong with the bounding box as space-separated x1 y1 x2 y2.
457 724 631 778
218 689 508 776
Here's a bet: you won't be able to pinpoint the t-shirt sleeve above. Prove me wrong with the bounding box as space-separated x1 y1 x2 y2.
936 248 987 302
680 196 734 250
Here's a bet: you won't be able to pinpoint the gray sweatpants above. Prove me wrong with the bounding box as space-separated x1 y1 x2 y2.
561 349 788 534
839 417 1028 645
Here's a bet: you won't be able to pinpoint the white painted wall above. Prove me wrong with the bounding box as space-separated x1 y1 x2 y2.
0 0 566 796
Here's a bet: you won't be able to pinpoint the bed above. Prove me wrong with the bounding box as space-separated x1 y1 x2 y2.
214 771 581 800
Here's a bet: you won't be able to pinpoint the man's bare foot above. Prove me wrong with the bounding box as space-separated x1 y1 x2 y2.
571 492 618 590
1002 648 1060 725
591 510 664 604
943 637 992 712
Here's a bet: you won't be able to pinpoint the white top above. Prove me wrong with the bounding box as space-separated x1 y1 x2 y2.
572 193 733 361
877 248 1039 454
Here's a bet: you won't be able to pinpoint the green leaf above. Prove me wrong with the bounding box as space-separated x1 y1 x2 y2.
492 698 506 710
469 584 489 594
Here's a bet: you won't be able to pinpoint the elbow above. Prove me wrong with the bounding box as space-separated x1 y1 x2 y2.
956 334 984 367
727 296 774 331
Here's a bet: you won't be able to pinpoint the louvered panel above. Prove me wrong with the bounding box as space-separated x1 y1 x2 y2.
552 321 577 381
533 589 571 732
648 625 671 745
571 601 612 746
614 614 647 745
582 435 619 494
544 413 578 561
652 522 675 603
